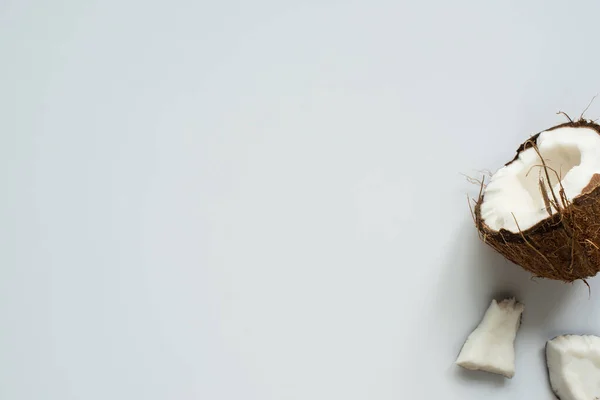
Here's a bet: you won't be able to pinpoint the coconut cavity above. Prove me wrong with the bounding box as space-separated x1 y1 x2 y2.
475 120 600 281
481 127 600 233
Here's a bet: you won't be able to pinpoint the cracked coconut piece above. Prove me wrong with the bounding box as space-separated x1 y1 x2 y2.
546 335 600 400
455 298 524 378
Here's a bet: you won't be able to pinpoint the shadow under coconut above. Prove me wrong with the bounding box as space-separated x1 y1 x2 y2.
466 220 579 323
452 365 506 388
436 220 581 386
476 233 581 328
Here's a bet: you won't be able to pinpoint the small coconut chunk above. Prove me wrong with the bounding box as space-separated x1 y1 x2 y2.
456 298 524 378
481 126 600 233
546 335 600 400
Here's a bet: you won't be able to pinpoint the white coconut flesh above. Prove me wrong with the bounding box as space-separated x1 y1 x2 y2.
546 335 600 400
455 298 524 378
480 127 600 233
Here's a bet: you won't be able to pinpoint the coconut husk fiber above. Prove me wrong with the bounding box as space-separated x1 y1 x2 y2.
474 120 600 282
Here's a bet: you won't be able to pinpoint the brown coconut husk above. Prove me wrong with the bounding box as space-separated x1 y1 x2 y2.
474 119 600 282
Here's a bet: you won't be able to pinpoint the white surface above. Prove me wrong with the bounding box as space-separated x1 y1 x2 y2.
3 1 600 399
481 127 600 232
546 335 600 400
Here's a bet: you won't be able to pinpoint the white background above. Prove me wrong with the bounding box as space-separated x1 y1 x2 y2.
2 0 600 399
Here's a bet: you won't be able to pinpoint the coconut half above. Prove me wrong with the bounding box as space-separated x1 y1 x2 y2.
475 120 600 281
546 335 600 400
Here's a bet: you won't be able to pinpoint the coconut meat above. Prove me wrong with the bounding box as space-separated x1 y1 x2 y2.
455 298 524 378
546 335 600 400
480 127 600 233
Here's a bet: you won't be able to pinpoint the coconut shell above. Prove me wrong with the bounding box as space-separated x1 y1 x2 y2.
475 120 600 282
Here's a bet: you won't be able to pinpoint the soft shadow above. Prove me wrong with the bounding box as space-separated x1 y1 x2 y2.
539 347 557 399
435 219 582 388
447 220 580 327
453 367 506 388
476 234 580 328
